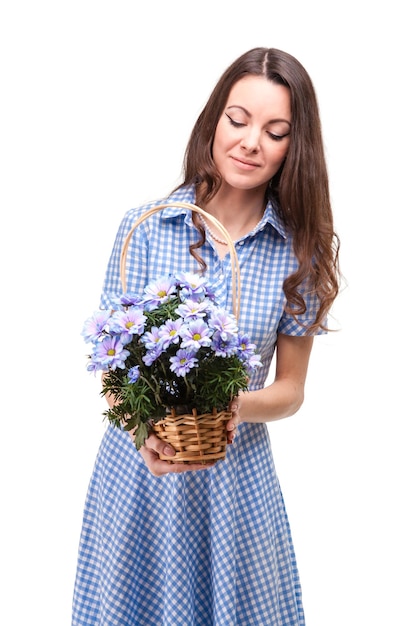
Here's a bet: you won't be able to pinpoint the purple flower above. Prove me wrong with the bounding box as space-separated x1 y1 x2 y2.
127 365 140 383
82 310 112 343
208 309 238 340
236 333 258 360
211 330 238 357
176 298 210 320
158 318 183 348
119 293 143 307
140 276 177 310
86 358 105 374
169 349 198 376
177 272 208 301
243 352 263 374
203 282 216 302
141 326 162 350
142 344 163 366
109 307 146 338
179 320 212 351
91 336 130 371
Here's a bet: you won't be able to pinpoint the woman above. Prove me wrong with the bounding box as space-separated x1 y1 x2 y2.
72 47 340 625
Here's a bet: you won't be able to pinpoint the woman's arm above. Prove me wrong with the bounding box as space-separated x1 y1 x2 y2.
227 334 314 436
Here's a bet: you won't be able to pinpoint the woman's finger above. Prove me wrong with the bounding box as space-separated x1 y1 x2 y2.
140 433 214 477
144 432 176 458
226 400 240 444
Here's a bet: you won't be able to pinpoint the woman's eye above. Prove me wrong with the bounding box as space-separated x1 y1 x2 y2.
267 131 290 142
225 113 290 141
225 113 245 128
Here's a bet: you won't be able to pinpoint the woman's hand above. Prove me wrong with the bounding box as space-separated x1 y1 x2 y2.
138 432 214 477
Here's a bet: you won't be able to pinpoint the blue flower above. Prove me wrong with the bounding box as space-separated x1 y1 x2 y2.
169 349 198 376
127 365 140 383
142 326 162 350
176 298 211 320
177 272 209 301
179 320 212 351
142 343 163 366
140 276 177 310
109 307 146 338
158 318 183 348
211 330 238 357
243 352 263 374
86 359 105 374
236 333 258 360
91 336 130 371
208 308 238 340
119 293 143 307
82 310 112 343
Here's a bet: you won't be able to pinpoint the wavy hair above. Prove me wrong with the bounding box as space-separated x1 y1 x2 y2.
178 47 340 332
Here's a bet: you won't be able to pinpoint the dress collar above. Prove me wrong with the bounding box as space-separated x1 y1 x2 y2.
159 185 288 240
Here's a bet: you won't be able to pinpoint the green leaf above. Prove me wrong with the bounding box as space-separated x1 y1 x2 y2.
134 422 149 450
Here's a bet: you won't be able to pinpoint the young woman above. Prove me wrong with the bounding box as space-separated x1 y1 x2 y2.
72 47 340 625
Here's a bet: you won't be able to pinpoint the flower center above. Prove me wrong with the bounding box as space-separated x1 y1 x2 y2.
126 321 134 328
107 348 116 356
193 333 201 340
157 290 167 297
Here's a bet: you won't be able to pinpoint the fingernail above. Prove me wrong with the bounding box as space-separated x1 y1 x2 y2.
164 445 175 456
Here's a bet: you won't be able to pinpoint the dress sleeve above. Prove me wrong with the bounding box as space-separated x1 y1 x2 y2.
277 281 327 336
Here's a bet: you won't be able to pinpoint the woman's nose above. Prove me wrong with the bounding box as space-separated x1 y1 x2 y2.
240 127 261 153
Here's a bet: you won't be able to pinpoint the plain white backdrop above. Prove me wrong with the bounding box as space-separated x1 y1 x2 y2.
1 1 415 624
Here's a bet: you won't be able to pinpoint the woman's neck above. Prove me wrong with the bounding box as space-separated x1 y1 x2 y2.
195 184 267 259
200 186 266 233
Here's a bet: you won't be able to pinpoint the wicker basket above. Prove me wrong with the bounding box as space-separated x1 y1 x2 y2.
120 202 241 464
153 408 231 464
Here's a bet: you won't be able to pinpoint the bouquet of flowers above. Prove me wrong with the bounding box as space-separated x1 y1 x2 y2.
82 272 261 457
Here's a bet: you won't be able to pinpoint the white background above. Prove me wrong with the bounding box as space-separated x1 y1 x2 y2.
1 1 415 624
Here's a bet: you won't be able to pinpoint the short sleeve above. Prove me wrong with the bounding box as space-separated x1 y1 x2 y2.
278 283 327 336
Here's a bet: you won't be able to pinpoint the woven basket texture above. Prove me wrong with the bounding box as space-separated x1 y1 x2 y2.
153 408 231 464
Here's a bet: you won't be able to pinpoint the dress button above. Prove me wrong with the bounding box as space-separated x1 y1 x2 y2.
238 240 244 246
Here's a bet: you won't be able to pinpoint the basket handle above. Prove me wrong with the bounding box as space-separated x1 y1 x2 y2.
120 202 241 320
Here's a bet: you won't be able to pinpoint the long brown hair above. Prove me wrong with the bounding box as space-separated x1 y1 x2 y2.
179 47 340 332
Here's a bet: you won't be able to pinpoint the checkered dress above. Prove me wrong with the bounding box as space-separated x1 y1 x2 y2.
72 185 322 625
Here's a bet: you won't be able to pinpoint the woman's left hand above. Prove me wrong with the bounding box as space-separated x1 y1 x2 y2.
226 399 241 444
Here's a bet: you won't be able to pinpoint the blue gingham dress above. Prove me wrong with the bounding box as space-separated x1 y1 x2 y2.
72 185 321 625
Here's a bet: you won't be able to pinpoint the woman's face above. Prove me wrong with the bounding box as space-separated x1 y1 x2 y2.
212 75 291 193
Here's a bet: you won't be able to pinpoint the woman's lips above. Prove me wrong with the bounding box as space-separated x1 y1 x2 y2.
231 156 260 170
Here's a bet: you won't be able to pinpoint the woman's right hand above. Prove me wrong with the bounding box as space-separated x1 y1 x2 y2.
138 432 214 477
